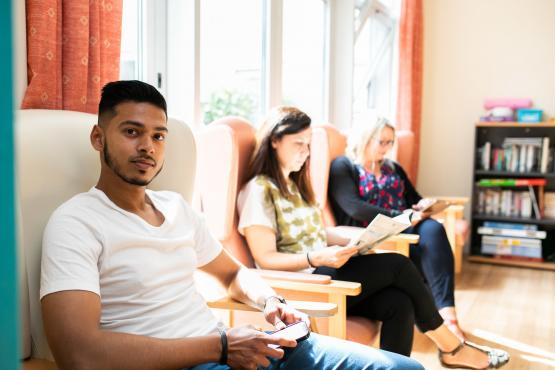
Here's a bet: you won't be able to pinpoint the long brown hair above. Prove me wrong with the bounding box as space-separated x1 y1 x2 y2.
247 106 316 205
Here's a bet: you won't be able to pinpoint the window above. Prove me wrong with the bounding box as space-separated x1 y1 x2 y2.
352 0 400 126
120 0 329 128
119 0 141 80
282 0 325 122
199 0 263 124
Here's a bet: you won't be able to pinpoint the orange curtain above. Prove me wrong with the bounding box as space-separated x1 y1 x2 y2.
396 0 423 184
22 0 123 114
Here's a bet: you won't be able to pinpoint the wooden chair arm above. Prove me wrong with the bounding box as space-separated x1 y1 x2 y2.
254 269 331 284
424 196 469 206
207 296 338 317
22 359 58 370
371 233 418 256
263 278 361 296
385 233 419 243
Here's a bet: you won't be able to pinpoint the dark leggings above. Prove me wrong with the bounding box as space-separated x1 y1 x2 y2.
314 252 444 356
406 218 455 309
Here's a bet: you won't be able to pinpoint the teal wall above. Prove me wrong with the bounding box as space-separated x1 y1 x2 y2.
0 0 20 368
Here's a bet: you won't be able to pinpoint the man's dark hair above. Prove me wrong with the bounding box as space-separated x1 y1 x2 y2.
98 80 167 125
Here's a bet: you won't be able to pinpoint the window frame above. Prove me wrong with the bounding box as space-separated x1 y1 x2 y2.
120 0 398 129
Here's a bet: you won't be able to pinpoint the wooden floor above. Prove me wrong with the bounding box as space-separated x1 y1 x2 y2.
411 260 555 369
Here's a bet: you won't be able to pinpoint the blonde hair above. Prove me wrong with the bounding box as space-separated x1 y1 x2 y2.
349 116 396 165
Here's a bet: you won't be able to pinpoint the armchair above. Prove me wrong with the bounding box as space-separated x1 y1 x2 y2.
309 123 419 256
195 117 380 343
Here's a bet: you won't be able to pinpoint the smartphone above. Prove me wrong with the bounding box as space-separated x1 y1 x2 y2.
268 321 310 348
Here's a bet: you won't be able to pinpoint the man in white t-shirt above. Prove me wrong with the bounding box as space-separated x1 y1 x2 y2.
41 80 423 370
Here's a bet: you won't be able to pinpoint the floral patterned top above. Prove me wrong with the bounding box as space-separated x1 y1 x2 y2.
237 175 327 271
356 162 408 226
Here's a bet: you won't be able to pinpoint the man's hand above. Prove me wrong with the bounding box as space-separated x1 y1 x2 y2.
263 298 310 330
226 325 296 370
310 245 359 268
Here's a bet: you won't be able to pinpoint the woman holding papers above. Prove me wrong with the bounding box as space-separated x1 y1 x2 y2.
238 107 509 369
328 116 464 340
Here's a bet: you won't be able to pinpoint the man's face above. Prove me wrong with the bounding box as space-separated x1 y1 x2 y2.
98 101 168 186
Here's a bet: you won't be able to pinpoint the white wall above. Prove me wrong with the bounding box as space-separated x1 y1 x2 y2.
418 0 555 202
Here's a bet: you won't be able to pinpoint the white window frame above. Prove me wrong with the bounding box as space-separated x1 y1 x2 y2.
352 0 400 122
126 0 388 130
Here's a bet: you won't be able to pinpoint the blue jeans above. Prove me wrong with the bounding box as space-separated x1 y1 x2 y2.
407 218 455 309
184 333 423 370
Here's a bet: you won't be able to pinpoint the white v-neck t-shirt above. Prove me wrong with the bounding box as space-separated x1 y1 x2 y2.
40 187 223 339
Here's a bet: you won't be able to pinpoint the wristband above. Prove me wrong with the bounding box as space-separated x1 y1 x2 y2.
306 252 314 268
218 328 228 365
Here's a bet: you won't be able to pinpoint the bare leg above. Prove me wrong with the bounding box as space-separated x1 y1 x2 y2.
439 306 465 340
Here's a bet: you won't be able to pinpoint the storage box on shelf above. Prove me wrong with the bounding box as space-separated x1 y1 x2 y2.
470 122 555 270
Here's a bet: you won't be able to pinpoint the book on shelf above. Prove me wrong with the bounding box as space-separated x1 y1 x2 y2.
477 226 546 239
545 192 555 219
477 178 547 187
483 221 538 230
476 187 540 219
541 137 550 173
480 235 543 259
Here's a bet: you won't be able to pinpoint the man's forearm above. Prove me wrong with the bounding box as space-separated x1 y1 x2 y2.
53 330 221 370
228 267 277 310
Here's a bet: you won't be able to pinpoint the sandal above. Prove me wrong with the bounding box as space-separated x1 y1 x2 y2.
439 341 510 369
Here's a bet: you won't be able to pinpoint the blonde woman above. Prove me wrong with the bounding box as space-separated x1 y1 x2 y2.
238 107 509 369
328 116 464 339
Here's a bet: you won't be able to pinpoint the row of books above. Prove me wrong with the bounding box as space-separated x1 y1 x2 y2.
477 137 552 173
479 221 545 260
475 188 540 219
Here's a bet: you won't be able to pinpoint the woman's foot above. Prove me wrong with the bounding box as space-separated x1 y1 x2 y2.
444 318 466 341
439 341 510 369
439 307 466 340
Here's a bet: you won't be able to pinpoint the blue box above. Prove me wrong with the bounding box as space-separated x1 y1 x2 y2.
517 108 543 122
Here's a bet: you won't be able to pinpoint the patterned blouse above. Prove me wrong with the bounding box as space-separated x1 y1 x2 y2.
238 175 327 258
356 162 408 225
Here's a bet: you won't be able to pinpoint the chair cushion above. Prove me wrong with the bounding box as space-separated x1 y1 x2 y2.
346 316 381 346
196 117 256 267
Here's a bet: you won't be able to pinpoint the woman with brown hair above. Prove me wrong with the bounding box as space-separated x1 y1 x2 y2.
237 106 509 369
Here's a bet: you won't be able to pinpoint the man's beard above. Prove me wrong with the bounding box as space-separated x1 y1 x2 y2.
103 141 163 186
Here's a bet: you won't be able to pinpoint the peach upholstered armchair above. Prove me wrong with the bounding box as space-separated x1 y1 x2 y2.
195 116 386 345
309 123 419 257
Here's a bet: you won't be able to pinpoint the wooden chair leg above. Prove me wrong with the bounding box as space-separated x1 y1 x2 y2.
309 317 320 334
229 309 235 327
327 293 347 339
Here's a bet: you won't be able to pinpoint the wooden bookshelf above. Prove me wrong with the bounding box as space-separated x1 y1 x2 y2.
475 170 555 179
473 214 555 226
476 121 555 128
468 256 555 271
470 123 555 270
